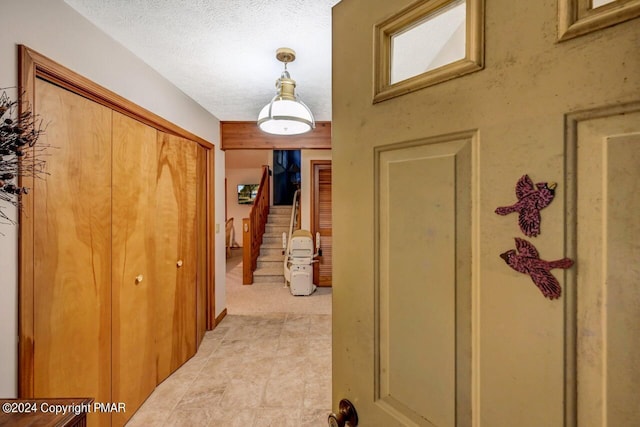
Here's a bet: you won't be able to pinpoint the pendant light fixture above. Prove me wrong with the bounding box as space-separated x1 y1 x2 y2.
257 48 315 135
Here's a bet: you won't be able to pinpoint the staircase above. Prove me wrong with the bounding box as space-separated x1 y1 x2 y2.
253 205 291 283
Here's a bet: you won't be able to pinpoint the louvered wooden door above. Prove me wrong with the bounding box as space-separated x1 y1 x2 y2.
312 161 332 286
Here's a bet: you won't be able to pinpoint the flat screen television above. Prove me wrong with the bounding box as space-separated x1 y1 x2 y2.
237 184 259 205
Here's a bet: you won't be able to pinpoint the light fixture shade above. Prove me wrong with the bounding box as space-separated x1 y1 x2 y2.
257 47 315 136
258 97 314 135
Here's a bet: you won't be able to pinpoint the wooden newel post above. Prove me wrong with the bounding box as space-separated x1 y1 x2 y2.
242 218 253 284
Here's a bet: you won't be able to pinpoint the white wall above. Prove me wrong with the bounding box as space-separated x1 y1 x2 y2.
225 150 271 245
226 169 266 246
0 0 225 397
300 149 332 230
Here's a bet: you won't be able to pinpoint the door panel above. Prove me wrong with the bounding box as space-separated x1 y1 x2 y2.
332 0 640 425
312 161 332 286
111 112 157 426
155 132 198 383
33 79 112 427
375 135 473 426
572 110 640 426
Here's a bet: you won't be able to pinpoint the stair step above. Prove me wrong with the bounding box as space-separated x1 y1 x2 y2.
260 247 285 256
262 230 289 240
260 236 282 249
262 235 282 243
257 259 283 269
264 232 287 240
269 213 291 218
266 224 289 232
258 254 285 262
247 205 294 283
268 216 290 223
270 205 293 212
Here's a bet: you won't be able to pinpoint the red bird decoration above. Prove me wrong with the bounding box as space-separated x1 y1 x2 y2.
495 174 557 237
500 238 574 300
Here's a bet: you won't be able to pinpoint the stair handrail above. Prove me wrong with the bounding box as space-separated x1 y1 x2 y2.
283 188 301 284
242 165 270 284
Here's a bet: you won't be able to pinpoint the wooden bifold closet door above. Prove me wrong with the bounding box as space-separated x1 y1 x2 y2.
111 112 158 426
155 132 198 383
31 78 201 427
33 79 113 427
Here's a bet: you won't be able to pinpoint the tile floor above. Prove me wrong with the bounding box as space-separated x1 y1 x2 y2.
127 312 332 426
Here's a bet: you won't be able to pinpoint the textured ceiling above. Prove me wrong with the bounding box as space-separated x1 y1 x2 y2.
64 0 341 121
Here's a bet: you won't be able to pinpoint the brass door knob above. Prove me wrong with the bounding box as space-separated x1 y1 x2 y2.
135 275 144 284
176 260 183 268
328 399 358 426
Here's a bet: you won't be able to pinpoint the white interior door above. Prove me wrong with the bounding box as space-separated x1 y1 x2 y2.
331 0 640 426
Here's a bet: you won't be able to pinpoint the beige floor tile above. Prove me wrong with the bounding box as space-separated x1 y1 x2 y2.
251 336 281 355
303 377 332 409
253 407 302 427
306 337 332 358
280 323 311 340
253 324 283 339
219 378 267 409
166 406 213 427
285 313 313 324
262 375 305 408
175 376 227 409
228 356 277 381
140 380 190 413
205 325 230 340
256 312 287 324
200 356 242 380
311 318 332 337
125 408 172 426
300 408 332 427
213 338 255 357
304 356 332 383
276 337 310 357
223 323 259 340
166 354 209 383
195 336 224 357
269 356 307 380
128 257 333 426
207 408 256 427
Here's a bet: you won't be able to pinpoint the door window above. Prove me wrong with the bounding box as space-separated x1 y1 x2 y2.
390 0 466 85
592 0 616 8
558 0 640 40
374 0 484 103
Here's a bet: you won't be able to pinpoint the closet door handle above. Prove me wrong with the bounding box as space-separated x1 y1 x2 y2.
135 274 144 284
176 260 183 268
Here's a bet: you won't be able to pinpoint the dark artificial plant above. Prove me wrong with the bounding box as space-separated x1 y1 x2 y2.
0 89 46 224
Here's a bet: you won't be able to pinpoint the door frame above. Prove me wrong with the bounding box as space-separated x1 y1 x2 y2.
17 45 216 397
